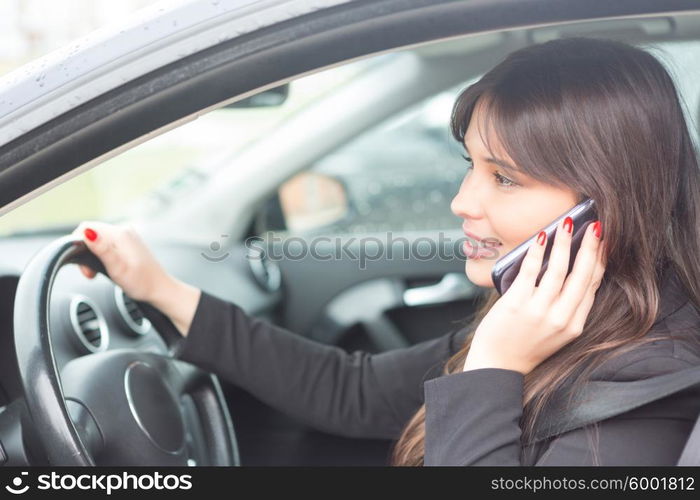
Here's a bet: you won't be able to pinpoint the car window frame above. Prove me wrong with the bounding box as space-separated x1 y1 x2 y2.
1 0 697 216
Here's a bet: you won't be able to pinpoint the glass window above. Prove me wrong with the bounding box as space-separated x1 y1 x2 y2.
2 32 698 238
0 54 381 236
265 82 476 237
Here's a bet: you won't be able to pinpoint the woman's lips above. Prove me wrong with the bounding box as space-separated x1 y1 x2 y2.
462 226 502 259
463 240 499 259
462 227 502 247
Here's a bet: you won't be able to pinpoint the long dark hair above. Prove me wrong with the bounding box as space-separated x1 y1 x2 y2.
390 36 700 466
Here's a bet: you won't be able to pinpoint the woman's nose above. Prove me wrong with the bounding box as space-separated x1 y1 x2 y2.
450 178 483 219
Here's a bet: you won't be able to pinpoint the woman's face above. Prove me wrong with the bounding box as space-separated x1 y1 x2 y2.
450 99 580 288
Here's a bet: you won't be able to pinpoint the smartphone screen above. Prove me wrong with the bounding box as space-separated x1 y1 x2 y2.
490 198 597 295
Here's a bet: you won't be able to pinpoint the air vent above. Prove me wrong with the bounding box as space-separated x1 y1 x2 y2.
69 295 109 353
114 286 151 336
247 247 281 293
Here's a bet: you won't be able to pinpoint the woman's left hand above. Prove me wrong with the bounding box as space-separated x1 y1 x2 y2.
463 217 607 375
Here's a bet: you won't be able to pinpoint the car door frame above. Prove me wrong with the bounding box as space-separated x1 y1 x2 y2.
1 0 699 212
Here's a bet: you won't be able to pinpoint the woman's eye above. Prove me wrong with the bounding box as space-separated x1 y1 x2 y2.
461 153 517 189
494 171 517 189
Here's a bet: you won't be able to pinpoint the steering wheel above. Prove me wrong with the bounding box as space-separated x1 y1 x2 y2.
13 234 240 466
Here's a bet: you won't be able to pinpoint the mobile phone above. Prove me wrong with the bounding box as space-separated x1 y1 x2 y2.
491 197 598 296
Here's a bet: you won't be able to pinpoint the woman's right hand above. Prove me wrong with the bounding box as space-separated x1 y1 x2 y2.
71 220 171 304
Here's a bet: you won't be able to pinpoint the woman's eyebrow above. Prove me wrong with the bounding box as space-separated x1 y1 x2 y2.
463 140 521 175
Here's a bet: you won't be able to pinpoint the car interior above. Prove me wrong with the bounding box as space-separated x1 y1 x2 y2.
0 4 699 466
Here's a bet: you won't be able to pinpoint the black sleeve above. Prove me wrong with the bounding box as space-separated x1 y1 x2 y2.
172 289 469 440
423 356 700 465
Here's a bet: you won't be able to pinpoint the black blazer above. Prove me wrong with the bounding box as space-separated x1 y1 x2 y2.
173 267 700 465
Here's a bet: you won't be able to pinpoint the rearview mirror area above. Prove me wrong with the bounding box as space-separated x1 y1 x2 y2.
259 172 350 235
279 172 349 232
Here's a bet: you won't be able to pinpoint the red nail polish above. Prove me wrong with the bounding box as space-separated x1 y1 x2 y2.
563 216 573 234
537 231 546 246
593 220 601 239
84 228 97 241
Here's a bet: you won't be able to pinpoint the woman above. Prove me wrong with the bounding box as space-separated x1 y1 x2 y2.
71 36 700 466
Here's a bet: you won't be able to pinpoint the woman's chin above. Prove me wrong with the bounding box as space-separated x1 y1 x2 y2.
464 257 495 288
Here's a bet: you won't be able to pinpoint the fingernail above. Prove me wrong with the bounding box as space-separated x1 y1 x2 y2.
563 216 573 234
537 231 546 246
593 221 601 239
84 228 98 241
